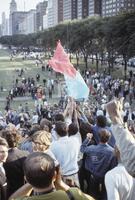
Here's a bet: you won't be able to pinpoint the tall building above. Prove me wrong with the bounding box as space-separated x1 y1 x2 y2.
58 0 63 23
12 11 28 35
63 0 78 21
19 10 36 34
9 0 17 35
102 0 135 17
10 0 17 14
36 1 48 31
47 0 58 28
89 0 102 16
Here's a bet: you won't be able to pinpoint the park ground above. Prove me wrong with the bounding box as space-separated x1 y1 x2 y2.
0 46 134 113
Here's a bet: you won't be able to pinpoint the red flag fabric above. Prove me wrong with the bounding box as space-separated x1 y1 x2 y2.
48 41 76 77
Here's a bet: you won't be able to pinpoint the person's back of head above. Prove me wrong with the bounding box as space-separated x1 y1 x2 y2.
54 113 65 122
23 152 55 188
1 129 21 148
96 115 107 128
40 118 52 132
99 129 111 143
31 130 52 152
55 121 67 137
30 124 41 136
79 122 92 141
68 123 78 136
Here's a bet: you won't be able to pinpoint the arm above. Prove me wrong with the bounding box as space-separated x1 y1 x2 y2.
8 183 33 200
80 133 93 153
106 99 135 176
63 97 74 121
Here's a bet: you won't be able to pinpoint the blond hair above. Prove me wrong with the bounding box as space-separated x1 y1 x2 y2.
32 131 52 152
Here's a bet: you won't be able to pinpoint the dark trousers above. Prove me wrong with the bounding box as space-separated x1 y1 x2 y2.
85 169 107 200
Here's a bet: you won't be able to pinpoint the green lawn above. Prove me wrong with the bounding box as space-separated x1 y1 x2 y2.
0 48 60 112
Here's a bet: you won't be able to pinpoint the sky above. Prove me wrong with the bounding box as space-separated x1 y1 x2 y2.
0 0 44 23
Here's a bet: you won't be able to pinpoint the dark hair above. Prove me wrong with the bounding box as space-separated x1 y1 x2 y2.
54 113 64 122
23 152 55 188
1 130 20 148
30 124 41 136
55 121 67 137
79 122 92 141
40 118 52 132
68 123 78 136
96 116 107 128
99 129 111 143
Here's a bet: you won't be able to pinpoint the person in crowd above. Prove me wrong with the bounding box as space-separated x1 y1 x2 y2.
106 98 135 177
50 121 80 187
0 137 8 200
91 115 115 147
1 129 29 198
9 152 95 200
20 124 41 153
80 129 117 200
105 146 135 200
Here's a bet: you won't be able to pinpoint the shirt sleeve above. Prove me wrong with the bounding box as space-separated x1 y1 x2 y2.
80 138 91 153
111 124 135 176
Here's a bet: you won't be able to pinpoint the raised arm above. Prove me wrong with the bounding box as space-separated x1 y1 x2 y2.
106 98 135 177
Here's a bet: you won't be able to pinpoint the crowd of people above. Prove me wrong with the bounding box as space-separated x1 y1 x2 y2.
0 90 135 200
0 51 135 199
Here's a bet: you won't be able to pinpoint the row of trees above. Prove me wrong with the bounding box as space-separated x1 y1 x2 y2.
0 11 135 78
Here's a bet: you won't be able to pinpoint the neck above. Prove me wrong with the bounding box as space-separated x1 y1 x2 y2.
33 184 54 194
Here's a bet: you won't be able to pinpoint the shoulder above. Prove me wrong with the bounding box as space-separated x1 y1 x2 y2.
69 188 94 200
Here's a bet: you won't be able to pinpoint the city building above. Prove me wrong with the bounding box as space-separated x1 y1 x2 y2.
26 10 36 34
89 0 102 16
36 1 48 31
47 0 58 28
58 0 63 23
19 10 36 34
9 0 17 35
12 11 28 35
102 0 135 17
77 0 89 19
63 0 78 21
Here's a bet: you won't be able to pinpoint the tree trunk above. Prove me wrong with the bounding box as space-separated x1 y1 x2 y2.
91 54 94 64
124 59 127 80
76 53 79 67
96 54 99 73
84 56 88 69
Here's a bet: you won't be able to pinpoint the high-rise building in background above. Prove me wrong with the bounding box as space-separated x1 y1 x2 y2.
12 11 28 35
58 0 63 23
36 1 48 31
9 0 17 35
0 0 135 36
19 10 36 34
47 0 58 28
102 0 135 17
89 0 101 16
63 0 78 21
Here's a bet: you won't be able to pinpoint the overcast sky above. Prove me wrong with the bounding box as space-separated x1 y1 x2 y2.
0 0 44 23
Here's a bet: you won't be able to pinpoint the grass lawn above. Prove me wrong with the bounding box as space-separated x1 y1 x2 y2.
0 47 132 113
0 48 60 113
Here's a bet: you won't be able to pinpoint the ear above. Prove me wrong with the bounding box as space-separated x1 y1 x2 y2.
52 170 57 182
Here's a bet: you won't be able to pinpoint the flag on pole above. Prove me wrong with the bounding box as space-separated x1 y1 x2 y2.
48 41 89 100
48 41 76 78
